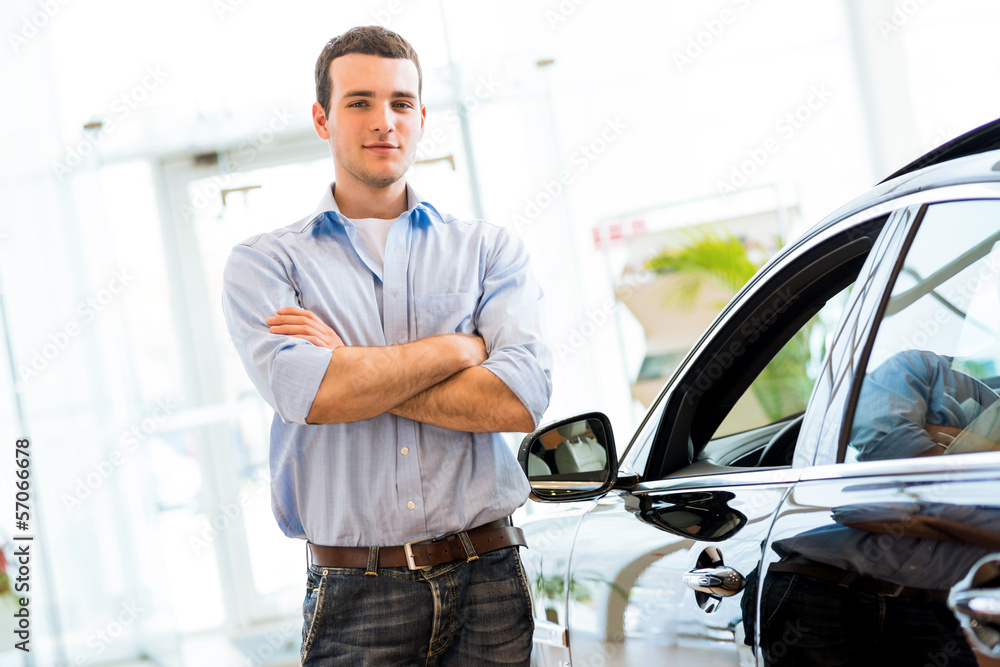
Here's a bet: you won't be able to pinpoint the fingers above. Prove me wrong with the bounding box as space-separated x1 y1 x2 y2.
276 306 315 316
286 334 327 347
267 323 322 335
268 307 324 328
266 316 316 328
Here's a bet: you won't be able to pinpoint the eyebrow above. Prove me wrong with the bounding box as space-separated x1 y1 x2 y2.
341 90 417 100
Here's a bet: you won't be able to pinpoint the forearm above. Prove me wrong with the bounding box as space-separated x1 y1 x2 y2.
389 366 535 433
306 334 481 424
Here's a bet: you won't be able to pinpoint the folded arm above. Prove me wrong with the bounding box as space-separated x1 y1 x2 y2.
273 226 551 432
223 245 484 426
388 367 535 432
268 307 529 429
306 331 486 424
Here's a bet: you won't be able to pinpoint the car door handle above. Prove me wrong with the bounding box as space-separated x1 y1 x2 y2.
683 566 746 597
951 587 1000 654
952 589 1000 623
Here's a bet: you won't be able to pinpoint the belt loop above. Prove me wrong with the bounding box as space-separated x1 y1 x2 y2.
458 531 479 562
838 571 858 588
365 546 379 576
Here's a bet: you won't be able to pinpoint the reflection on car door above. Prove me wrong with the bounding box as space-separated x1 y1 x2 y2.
761 198 1000 665
565 473 789 665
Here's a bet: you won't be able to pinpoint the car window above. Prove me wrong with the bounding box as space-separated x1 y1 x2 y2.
644 216 890 479
846 200 1000 462
713 284 851 439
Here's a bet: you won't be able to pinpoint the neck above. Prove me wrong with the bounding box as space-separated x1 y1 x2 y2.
333 177 408 219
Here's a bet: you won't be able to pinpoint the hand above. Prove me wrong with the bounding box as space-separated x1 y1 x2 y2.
924 423 962 446
266 307 345 350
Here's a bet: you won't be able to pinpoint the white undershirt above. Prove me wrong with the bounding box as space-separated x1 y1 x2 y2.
349 216 397 263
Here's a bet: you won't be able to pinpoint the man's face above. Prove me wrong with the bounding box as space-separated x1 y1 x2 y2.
313 53 425 190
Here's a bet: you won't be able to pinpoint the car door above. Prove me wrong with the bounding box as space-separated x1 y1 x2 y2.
522 206 897 666
758 194 1000 665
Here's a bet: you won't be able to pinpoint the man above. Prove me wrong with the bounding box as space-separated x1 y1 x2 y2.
221 26 551 665
850 349 999 460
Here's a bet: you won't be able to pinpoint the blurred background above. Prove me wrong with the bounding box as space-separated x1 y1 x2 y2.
1 0 999 664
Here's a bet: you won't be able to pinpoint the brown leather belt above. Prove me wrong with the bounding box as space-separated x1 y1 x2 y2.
768 556 949 601
309 519 527 570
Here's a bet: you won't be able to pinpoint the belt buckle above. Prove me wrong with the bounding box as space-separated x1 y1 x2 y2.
884 581 906 597
403 535 438 571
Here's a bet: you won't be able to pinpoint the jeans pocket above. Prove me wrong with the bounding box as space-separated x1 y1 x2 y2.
511 547 535 633
301 570 327 664
761 572 798 630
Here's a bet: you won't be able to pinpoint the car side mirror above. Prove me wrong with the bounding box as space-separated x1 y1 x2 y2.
517 412 618 502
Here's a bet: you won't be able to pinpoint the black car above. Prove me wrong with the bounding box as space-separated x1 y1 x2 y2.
518 118 1000 666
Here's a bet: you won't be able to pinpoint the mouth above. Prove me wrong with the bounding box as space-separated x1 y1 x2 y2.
364 143 398 155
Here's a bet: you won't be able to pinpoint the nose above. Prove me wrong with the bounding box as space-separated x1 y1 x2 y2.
369 102 395 134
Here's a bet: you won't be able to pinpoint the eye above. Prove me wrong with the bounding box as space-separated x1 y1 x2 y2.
348 101 368 108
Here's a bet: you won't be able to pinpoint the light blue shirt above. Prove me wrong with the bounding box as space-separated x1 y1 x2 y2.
221 182 552 547
850 350 998 460
773 502 1000 589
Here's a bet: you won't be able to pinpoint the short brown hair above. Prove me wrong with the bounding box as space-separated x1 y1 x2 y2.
315 26 422 117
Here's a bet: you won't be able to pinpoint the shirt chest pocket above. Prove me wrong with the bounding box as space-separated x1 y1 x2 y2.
415 292 478 338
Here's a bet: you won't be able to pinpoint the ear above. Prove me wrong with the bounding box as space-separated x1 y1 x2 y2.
419 104 426 140
312 101 330 140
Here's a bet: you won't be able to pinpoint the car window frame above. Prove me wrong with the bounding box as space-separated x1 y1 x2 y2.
639 216 889 482
836 197 1000 463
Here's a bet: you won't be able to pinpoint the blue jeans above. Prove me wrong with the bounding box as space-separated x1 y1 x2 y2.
300 545 534 666
759 571 976 666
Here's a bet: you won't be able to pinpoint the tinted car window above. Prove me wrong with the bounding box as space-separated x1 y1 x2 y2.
847 200 1000 461
645 216 890 479
712 284 851 439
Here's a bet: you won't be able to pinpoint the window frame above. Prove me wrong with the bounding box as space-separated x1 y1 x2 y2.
640 216 889 481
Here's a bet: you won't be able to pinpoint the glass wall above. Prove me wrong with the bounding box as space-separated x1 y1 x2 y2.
2 0 1000 664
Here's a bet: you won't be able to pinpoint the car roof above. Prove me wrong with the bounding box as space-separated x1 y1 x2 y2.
880 116 1000 183
786 118 1000 259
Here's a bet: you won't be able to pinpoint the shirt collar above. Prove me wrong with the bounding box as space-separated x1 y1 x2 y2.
310 182 437 223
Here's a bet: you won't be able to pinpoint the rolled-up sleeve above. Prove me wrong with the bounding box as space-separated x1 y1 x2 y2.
476 227 553 428
850 350 998 460
221 241 333 424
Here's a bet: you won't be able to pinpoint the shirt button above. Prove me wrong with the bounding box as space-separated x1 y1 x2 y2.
406 500 415 510
400 447 409 455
